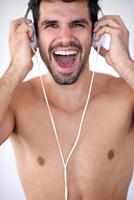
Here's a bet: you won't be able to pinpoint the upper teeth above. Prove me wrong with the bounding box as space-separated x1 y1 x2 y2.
54 50 77 56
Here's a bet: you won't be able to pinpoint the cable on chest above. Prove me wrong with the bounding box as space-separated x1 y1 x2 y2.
25 4 102 199
33 47 100 200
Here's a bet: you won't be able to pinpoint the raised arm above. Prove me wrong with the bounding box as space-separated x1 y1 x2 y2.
0 18 34 144
93 15 134 90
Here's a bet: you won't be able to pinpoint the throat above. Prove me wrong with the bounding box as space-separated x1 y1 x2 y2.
47 68 92 111
51 90 90 113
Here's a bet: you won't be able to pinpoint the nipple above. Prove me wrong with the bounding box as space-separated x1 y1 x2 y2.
37 156 45 166
108 150 114 160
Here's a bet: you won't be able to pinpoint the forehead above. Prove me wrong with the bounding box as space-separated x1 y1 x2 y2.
39 1 90 21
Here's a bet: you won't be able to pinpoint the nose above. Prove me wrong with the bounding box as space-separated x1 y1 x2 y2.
57 25 73 44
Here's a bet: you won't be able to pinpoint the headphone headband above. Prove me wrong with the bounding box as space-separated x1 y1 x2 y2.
25 0 33 18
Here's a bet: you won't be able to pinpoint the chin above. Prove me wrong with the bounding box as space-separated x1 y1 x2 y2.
50 65 84 85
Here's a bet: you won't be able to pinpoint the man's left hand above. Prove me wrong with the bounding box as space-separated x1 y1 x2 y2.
93 15 132 75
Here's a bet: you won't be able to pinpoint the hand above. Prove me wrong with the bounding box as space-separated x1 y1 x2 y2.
93 15 132 75
9 18 35 72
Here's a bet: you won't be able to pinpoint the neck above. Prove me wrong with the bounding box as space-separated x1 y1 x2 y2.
45 65 93 112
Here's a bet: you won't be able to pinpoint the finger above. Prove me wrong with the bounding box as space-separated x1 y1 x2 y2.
98 15 127 28
94 26 118 41
16 22 29 34
14 23 36 55
14 23 31 48
94 18 120 32
113 16 128 31
16 23 35 49
10 18 32 34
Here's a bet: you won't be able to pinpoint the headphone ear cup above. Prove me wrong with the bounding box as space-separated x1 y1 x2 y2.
92 33 110 50
99 33 111 50
29 23 38 49
33 29 38 49
92 33 99 49
92 22 99 49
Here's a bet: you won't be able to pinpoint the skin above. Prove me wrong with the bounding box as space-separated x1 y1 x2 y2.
0 1 134 200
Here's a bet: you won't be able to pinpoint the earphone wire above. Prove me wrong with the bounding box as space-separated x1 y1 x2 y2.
32 45 100 200
34 52 65 166
25 5 102 198
26 6 101 199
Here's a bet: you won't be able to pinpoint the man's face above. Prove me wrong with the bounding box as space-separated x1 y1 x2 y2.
37 1 92 85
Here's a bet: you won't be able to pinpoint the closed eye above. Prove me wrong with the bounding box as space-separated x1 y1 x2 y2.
42 20 58 29
72 23 85 28
45 24 58 28
71 19 89 28
45 23 58 29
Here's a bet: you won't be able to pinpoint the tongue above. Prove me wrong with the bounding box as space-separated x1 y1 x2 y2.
55 55 75 68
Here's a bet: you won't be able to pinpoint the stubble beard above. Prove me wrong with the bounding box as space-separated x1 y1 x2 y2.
41 46 90 85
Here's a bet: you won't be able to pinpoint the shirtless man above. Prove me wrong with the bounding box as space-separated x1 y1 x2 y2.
0 0 134 199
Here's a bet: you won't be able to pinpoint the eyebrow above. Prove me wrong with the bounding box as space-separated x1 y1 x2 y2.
41 18 89 26
41 20 58 26
71 18 89 25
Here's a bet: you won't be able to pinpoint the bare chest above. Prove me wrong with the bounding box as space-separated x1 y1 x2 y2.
12 93 134 200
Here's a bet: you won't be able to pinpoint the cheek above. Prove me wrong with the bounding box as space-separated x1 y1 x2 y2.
38 30 92 54
74 29 92 45
38 36 49 61
38 32 54 54
78 34 92 53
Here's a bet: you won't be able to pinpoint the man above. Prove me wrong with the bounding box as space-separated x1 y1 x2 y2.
0 0 134 199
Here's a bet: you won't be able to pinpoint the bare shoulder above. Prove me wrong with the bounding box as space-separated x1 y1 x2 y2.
95 73 134 112
11 75 49 110
95 72 134 104
110 74 134 100
12 78 38 106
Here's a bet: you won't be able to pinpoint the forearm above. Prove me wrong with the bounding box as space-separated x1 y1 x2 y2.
0 17 33 140
117 59 134 90
0 62 28 124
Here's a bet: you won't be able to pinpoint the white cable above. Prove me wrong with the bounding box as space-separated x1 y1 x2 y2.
34 52 65 166
33 46 100 200
64 167 68 200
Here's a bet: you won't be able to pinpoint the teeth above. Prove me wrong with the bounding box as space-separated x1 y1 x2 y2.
54 50 77 56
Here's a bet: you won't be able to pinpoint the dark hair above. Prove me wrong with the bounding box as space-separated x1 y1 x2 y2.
27 0 101 36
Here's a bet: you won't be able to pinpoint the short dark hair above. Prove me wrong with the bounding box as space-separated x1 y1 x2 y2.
27 0 101 36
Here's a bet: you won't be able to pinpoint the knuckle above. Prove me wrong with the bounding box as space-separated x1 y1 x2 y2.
10 19 16 26
10 18 25 27
125 28 129 35
108 18 114 24
116 28 122 35
116 15 121 19
19 23 28 31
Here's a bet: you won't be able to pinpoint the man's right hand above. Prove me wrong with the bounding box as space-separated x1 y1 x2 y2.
9 18 35 75
0 18 37 144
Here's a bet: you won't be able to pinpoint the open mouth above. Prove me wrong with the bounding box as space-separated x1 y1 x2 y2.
53 49 78 69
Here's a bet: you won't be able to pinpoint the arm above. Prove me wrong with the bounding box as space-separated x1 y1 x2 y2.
0 18 34 144
116 59 134 89
93 15 134 90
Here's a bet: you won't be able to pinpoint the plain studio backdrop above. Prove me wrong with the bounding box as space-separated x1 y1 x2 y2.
0 0 134 199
